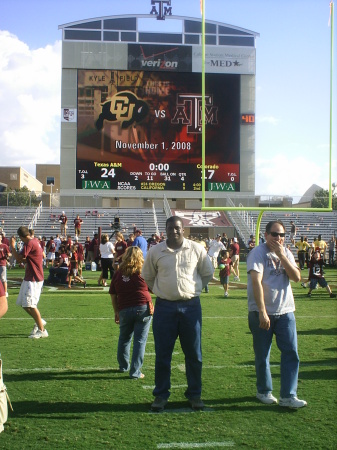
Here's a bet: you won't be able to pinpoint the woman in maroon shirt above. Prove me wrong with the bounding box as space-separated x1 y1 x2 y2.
0 280 8 318
109 246 153 379
113 232 127 270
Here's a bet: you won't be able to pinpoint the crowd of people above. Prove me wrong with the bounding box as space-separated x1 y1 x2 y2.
0 214 336 417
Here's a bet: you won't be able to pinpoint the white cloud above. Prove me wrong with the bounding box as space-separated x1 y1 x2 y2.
255 154 334 201
0 31 61 176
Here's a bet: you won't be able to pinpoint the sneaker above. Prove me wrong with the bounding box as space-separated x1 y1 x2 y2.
256 392 278 405
151 397 168 412
301 282 306 288
330 293 336 298
279 396 307 409
307 293 311 298
5 292 8 298
188 397 205 410
83 281 87 288
224 292 228 297
204 287 209 293
29 329 48 339
234 276 240 282
30 319 47 336
130 373 145 379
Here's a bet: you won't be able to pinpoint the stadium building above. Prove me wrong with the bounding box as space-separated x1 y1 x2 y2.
58 2 259 210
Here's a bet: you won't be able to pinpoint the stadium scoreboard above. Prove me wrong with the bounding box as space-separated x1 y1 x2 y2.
74 42 255 193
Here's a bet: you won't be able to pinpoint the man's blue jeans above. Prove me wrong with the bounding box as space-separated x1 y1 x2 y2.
152 297 202 400
248 311 300 398
117 304 152 378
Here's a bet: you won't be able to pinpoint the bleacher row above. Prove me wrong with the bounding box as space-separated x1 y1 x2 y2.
249 211 337 244
0 207 167 241
0 207 336 248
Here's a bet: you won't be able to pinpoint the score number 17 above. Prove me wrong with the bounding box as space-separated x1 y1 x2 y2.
201 170 215 179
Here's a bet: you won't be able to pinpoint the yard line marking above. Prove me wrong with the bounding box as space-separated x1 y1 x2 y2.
4 366 116 374
157 442 235 448
2 315 334 321
4 360 335 375
2 317 114 321
153 407 215 414
143 384 187 390
146 352 179 356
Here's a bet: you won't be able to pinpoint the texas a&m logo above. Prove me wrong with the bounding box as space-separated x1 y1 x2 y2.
171 94 218 133
150 0 173 20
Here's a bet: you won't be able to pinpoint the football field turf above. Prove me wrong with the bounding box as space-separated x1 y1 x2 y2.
1 264 336 449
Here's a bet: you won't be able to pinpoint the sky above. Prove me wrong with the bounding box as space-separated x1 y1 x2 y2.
0 0 336 202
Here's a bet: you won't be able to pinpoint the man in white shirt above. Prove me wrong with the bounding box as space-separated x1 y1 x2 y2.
247 220 307 409
208 235 226 268
142 216 214 412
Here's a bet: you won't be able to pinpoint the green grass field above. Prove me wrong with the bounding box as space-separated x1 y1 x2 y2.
1 264 336 449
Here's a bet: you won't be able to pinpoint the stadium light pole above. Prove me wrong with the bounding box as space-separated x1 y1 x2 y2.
49 183 53 208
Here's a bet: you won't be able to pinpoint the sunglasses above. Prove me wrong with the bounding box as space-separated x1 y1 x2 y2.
269 232 286 238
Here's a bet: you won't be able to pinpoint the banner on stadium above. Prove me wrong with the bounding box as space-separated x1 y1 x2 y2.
61 108 77 123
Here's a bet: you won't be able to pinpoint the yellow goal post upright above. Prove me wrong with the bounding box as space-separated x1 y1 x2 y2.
200 0 334 245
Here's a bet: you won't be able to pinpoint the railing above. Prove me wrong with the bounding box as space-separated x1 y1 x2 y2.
238 208 256 235
163 195 172 219
28 201 43 230
152 201 160 236
225 196 253 245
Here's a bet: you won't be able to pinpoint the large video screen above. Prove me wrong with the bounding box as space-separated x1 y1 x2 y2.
76 70 240 192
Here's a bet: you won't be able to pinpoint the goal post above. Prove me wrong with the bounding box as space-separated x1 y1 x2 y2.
200 1 334 244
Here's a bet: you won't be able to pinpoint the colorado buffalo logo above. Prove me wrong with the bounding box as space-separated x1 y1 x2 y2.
95 91 149 130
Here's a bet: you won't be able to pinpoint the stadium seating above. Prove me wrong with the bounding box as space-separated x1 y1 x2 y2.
0 206 335 260
0 206 167 240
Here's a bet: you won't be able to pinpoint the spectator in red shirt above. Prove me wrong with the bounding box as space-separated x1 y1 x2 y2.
74 215 83 237
9 226 48 339
218 250 233 298
307 251 336 298
1 230 9 247
229 237 240 281
0 233 11 297
46 236 56 267
74 236 85 278
0 280 8 318
84 236 91 261
87 234 99 263
59 211 68 236
68 245 86 289
114 232 127 269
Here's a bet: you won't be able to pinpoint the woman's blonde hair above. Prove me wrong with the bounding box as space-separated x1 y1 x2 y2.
118 246 144 277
